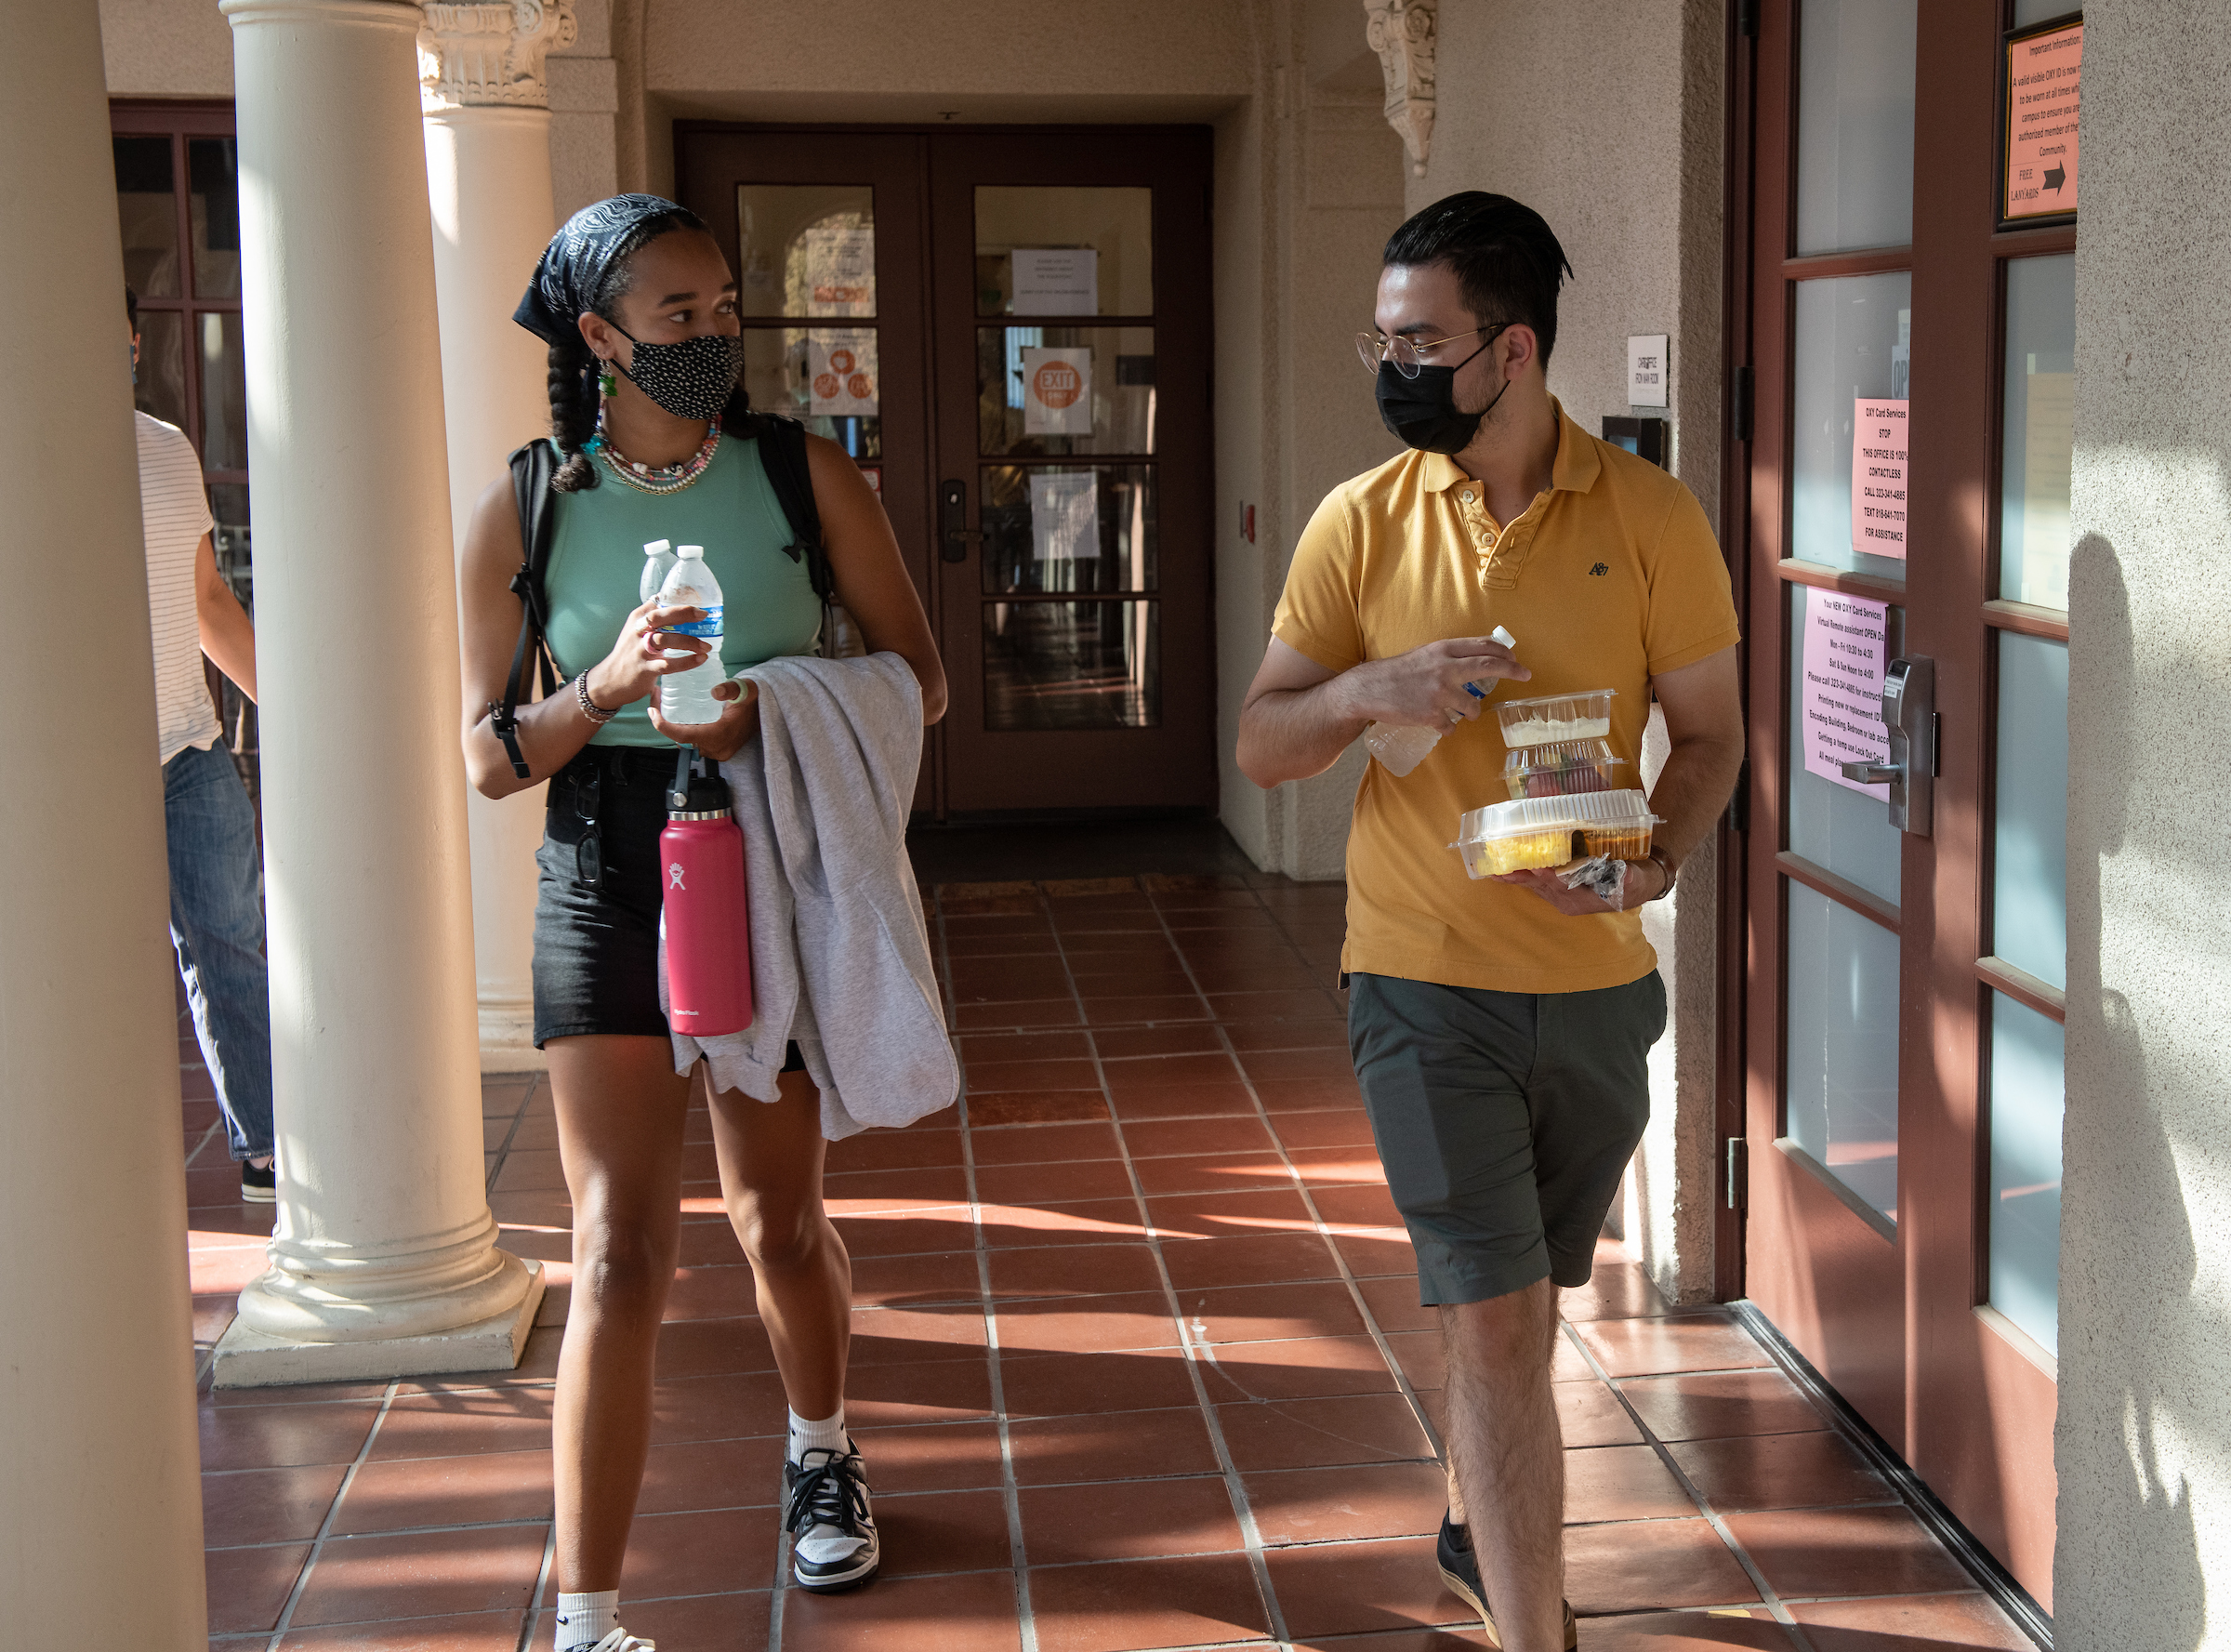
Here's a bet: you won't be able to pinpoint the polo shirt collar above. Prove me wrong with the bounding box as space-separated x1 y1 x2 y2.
1419 396 1603 496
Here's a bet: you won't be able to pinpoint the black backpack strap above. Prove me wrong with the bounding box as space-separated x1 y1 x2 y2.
493 438 561 780
751 414 840 655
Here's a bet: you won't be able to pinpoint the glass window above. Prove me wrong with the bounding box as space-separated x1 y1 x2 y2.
199 311 249 472
983 600 1158 730
2011 0 2068 24
133 309 189 433
1786 584 1903 905
1988 992 2065 1356
1993 633 2067 990
981 464 1156 595
977 327 1155 456
113 135 181 297
1795 0 1918 255
1785 880 1902 1224
188 137 242 300
2000 255 2075 609
1790 272 1911 581
734 185 876 319
975 187 1153 317
740 328 882 460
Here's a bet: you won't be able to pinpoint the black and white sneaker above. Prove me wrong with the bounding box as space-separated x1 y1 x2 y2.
1436 1511 1578 1651
784 1442 879 1593
240 1158 276 1203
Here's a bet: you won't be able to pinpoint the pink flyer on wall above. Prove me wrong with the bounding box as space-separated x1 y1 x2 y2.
1853 399 1909 559
1802 586 1891 796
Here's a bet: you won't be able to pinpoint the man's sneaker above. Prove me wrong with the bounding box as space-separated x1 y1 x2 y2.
784 1442 879 1593
240 1159 276 1203
579 1632 654 1652
1436 1512 1578 1650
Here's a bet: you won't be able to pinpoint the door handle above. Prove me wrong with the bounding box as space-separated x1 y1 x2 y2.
939 479 982 563
1842 654 1934 836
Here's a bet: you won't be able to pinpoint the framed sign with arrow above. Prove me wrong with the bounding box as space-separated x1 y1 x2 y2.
2000 12 2081 226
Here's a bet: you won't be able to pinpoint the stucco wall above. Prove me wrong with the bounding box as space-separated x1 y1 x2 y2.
102 0 231 96
2059 5 2231 1645
1419 0 1728 1302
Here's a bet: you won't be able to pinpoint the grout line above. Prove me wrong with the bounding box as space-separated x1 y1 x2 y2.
261 1379 403 1652
1140 892 1446 1464
516 1521 557 1652
486 1072 540 1196
1560 1322 1815 1649
939 892 1042 1652
1041 884 1296 1652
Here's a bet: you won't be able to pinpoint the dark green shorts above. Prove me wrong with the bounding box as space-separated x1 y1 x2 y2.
1347 971 1667 1306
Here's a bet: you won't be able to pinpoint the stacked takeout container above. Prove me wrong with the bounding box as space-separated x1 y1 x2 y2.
1451 690 1662 879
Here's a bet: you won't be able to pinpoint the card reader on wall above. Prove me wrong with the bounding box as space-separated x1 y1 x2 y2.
1601 416 1668 469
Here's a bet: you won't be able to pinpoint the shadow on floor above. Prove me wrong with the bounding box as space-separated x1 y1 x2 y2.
907 813 1265 888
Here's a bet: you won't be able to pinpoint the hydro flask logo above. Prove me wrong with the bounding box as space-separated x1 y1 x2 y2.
669 864 687 890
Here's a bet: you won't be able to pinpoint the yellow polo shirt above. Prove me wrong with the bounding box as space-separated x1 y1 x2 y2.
1272 402 1739 994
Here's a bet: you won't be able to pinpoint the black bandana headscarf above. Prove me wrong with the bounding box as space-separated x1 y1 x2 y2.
513 193 702 346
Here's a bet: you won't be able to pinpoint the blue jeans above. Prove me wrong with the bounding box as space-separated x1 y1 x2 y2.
165 740 274 1162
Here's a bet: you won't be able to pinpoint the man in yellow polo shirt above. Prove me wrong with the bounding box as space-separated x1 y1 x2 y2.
1238 192 1744 1652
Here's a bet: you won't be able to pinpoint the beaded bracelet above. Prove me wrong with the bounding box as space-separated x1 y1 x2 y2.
574 671 618 724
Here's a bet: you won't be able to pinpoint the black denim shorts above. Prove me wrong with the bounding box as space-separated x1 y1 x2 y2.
1347 971 1667 1305
531 745 799 1075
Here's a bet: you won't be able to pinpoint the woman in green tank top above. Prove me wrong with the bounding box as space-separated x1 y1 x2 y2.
456 197 945 1648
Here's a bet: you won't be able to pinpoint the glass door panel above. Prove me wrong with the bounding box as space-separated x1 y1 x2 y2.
1789 273 1912 580
1987 992 2066 1356
114 135 182 297
735 184 876 316
2000 255 2075 607
1992 633 2068 989
973 186 1154 316
981 464 1156 594
1785 584 1903 903
1784 882 1902 1224
1794 0 1918 254
982 600 1159 731
976 326 1157 456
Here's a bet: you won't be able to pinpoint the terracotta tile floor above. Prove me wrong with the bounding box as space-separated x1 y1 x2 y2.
183 874 2036 1650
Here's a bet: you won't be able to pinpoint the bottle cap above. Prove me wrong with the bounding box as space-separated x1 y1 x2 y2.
678 544 706 558
643 538 671 556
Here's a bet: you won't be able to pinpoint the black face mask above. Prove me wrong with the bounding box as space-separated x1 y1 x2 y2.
1375 330 1511 455
613 325 745 420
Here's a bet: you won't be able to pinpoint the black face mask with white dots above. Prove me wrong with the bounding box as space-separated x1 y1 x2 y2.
612 325 745 420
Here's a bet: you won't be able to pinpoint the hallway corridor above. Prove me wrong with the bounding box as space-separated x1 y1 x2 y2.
184 874 2033 1650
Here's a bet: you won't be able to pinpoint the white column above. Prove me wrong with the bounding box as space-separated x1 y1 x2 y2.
0 0 209 1640
213 0 542 1385
420 0 575 1071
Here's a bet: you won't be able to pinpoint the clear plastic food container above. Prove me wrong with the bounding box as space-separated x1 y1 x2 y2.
1450 789 1660 879
1503 738 1627 800
1496 689 1617 749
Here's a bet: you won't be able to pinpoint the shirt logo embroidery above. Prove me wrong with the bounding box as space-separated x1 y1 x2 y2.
1589 562 1610 576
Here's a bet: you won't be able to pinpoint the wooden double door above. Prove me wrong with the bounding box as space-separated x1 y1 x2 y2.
1730 0 2075 1610
676 124 1216 816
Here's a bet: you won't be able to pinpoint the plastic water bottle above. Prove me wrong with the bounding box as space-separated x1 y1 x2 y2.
1365 626 1517 777
640 537 677 604
657 545 726 724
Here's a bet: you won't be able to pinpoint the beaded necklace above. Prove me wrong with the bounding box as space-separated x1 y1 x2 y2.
590 413 722 495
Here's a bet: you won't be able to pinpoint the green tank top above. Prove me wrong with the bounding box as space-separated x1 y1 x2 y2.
542 434 823 747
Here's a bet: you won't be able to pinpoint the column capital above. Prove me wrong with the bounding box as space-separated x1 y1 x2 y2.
418 0 577 112
1362 0 1436 178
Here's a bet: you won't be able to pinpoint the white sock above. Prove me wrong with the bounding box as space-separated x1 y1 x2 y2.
788 1405 847 1463
554 1590 619 1652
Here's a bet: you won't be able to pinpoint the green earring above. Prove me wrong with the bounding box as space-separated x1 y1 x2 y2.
597 358 617 398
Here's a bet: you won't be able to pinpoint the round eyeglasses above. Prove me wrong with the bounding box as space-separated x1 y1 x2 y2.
1355 323 1510 379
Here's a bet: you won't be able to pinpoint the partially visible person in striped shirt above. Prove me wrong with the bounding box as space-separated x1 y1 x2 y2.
131 284 276 1203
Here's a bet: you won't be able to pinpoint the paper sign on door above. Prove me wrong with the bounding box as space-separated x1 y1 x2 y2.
2004 21 2080 220
1012 248 1099 316
1023 347 1093 436
1029 471 1100 562
801 224 875 316
1852 399 1909 560
1802 587 1891 796
808 330 878 417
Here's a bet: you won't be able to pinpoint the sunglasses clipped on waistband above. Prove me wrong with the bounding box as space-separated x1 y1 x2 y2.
572 764 603 892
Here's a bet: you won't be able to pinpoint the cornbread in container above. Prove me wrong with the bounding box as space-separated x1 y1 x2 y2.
1450 788 1661 880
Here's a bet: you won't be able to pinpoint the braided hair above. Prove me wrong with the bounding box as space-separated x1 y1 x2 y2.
543 205 755 492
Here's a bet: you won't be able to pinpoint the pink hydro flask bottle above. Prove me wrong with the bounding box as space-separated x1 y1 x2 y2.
662 748 754 1037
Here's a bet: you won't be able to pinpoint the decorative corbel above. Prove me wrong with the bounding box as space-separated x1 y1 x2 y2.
419 0 577 112
1363 0 1437 178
